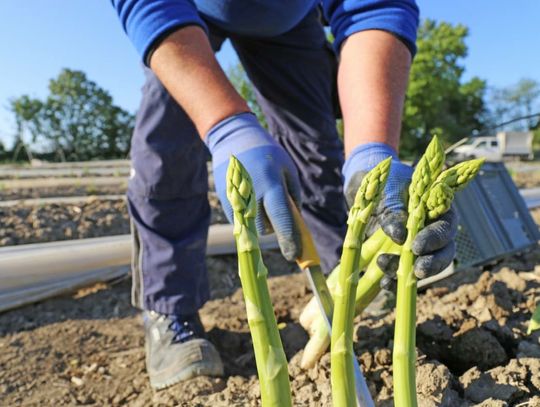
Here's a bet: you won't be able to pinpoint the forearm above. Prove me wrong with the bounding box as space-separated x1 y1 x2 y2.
150 26 249 137
338 30 411 157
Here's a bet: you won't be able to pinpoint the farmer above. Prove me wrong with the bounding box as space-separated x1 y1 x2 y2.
112 0 457 390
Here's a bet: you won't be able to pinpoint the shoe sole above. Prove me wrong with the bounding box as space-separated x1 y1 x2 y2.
151 361 224 390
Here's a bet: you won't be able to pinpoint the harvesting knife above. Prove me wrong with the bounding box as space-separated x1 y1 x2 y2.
289 198 375 407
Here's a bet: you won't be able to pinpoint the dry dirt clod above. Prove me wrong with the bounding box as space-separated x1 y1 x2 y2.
462 373 521 404
449 328 508 373
461 358 539 404
416 361 462 407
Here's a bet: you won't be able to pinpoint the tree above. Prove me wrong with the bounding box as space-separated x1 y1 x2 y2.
489 78 540 131
10 69 134 161
10 95 44 160
400 20 488 156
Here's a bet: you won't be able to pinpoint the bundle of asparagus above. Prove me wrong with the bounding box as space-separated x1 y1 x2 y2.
226 138 484 407
299 138 483 407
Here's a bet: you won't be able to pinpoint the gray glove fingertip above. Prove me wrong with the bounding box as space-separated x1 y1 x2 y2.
412 208 458 256
376 253 399 277
380 275 397 292
344 171 367 208
380 211 408 245
414 241 456 279
276 228 302 262
262 186 302 262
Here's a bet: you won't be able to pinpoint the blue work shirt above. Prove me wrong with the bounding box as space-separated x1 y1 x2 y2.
113 0 419 64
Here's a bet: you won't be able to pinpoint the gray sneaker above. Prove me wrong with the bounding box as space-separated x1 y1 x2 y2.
143 311 224 390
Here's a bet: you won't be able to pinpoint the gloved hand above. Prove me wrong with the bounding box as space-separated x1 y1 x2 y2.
342 142 458 281
206 112 302 261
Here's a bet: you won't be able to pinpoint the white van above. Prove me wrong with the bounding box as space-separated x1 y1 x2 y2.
448 132 534 161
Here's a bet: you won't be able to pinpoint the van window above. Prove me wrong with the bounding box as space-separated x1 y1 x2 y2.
490 141 498 147
477 141 487 148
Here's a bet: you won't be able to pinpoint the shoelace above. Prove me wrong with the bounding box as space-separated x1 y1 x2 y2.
167 315 202 344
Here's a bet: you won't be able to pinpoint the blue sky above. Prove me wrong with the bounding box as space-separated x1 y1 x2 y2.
1 1 539 146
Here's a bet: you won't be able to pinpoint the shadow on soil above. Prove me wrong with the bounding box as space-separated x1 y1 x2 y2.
0 277 137 338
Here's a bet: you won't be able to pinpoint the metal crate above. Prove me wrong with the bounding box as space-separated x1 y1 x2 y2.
453 162 539 270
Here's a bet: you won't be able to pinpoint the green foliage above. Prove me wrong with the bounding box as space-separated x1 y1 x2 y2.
11 96 44 144
401 20 488 157
227 64 267 128
0 140 7 162
533 129 540 149
9 69 134 161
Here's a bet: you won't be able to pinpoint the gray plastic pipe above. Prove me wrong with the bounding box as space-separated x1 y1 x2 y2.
0 224 278 312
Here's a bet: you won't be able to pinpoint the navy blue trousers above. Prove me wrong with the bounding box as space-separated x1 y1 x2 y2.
129 11 348 315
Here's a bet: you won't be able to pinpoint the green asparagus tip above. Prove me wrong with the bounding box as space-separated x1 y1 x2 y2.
226 155 256 214
409 136 445 209
425 135 445 179
436 158 485 192
354 156 392 209
426 182 454 220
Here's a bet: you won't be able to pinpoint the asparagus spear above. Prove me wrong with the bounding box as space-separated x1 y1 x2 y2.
300 238 400 370
299 228 388 334
331 157 392 406
227 156 292 407
393 137 445 407
528 303 540 335
393 141 483 407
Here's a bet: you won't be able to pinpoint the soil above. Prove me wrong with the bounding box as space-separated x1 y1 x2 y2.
1 165 539 406
0 199 129 247
0 192 226 247
512 171 540 189
532 208 540 225
1 241 539 405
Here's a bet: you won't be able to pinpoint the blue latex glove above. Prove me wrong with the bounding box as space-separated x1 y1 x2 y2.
206 112 302 261
342 143 457 281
